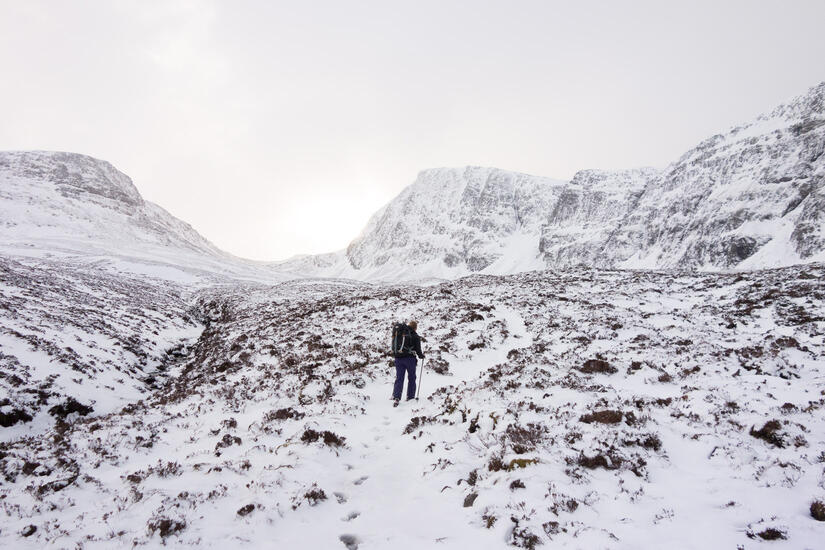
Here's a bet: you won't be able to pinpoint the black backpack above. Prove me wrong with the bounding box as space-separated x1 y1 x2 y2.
391 323 414 357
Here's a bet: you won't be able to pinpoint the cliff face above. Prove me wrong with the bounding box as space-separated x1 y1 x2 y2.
538 168 657 268
339 82 825 279
607 82 825 269
344 166 567 279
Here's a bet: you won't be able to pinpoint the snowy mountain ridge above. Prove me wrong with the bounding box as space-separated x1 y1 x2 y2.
0 151 289 284
289 81 824 279
2 81 825 283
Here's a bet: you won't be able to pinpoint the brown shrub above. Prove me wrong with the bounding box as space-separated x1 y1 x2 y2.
301 429 345 447
577 453 620 470
504 423 547 453
0 408 33 427
215 434 242 451
48 398 93 419
147 517 186 538
463 492 479 507
304 487 327 506
237 504 255 517
266 407 305 421
811 500 825 521
580 410 623 424
488 455 506 472
623 434 663 452
756 528 786 541
578 359 617 374
509 523 541 549
750 420 785 448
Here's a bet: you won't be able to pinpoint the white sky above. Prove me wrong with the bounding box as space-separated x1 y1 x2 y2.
1 1 824 261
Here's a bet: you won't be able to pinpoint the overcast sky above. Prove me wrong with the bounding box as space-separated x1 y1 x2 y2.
1 1 824 261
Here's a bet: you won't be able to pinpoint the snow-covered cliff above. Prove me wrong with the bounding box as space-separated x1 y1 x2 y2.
609 81 825 269
343 167 567 279
296 81 825 279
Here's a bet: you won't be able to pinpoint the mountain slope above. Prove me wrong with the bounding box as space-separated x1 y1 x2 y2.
0 151 286 284
539 167 658 267
344 166 568 279
286 81 825 279
1 265 822 548
609 82 825 269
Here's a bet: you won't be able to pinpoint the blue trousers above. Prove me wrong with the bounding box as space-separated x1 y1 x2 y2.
393 356 417 400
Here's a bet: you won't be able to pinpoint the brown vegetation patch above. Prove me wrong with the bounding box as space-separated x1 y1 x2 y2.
510 479 525 490
754 528 786 541
811 500 825 521
237 504 255 517
304 487 327 506
580 410 623 424
623 434 662 452
48 398 93 419
504 423 547 453
301 429 346 447
215 434 242 451
577 453 620 470
147 517 186 539
578 359 617 374
750 420 785 448
266 407 305 421
0 408 33 427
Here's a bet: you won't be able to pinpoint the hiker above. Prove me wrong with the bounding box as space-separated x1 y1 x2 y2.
392 320 424 405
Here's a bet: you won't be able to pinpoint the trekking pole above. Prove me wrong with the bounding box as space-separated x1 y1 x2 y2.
416 356 424 400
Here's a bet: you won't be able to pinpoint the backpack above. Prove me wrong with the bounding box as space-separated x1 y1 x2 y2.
391 323 414 357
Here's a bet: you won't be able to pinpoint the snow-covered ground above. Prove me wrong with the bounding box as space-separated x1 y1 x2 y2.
1 81 824 550
1 264 823 549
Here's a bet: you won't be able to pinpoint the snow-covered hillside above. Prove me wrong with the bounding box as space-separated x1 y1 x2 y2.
1 265 823 548
0 151 287 284
0 255 202 442
1 82 825 549
286 81 824 280
3 83 824 284
609 82 825 270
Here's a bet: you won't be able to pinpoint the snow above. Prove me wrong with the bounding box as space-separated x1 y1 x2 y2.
3 265 823 549
1 81 825 550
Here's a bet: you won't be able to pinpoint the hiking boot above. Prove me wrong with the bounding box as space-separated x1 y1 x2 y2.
393 399 400 408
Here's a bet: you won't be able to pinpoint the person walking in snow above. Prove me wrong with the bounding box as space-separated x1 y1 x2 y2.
392 320 424 406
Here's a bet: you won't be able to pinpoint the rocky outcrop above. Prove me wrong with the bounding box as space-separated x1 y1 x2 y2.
335 81 825 278
344 166 566 278
606 81 825 269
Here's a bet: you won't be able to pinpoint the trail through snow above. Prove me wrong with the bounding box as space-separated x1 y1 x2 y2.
271 307 531 549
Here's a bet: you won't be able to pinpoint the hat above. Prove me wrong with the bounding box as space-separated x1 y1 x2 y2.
408 320 418 331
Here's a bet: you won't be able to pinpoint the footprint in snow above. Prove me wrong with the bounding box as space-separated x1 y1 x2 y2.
353 476 368 486
342 511 360 521
339 534 360 550
333 492 348 503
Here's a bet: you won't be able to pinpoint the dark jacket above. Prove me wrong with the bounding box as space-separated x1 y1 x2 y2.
397 329 424 359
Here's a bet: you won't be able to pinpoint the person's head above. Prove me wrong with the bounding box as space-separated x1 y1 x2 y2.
408 320 418 331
